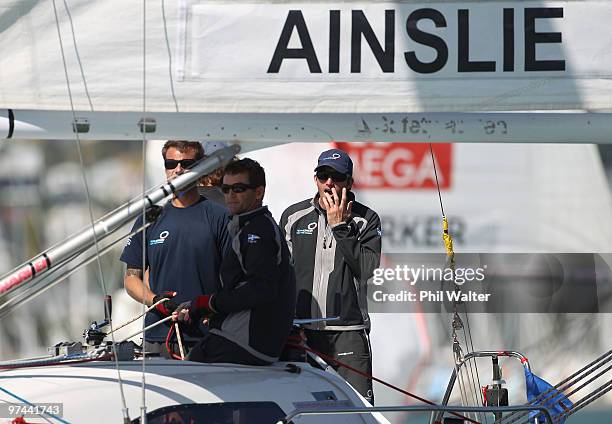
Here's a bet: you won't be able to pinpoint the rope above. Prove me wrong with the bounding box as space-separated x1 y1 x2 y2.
287 343 480 424
174 324 186 360
165 324 185 361
106 297 168 336
118 316 173 344
51 2 130 422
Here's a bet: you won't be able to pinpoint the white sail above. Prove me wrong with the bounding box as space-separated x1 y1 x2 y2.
0 1 611 421
0 1 610 114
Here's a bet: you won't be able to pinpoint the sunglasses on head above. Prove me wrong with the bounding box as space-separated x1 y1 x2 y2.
316 170 348 183
221 183 257 194
164 158 197 170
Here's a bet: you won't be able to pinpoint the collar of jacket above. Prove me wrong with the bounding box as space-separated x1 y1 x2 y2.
310 190 356 214
229 205 270 227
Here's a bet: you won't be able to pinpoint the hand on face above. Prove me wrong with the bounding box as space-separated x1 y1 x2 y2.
321 187 353 226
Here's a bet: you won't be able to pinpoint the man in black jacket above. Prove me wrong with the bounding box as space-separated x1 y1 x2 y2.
280 148 381 403
175 158 296 365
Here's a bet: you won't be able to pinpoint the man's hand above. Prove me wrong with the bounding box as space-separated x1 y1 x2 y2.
172 295 216 323
152 291 179 317
321 187 353 227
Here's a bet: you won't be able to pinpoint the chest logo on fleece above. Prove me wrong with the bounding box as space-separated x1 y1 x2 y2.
296 221 317 235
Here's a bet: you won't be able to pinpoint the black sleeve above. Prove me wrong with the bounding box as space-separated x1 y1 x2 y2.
213 222 281 313
279 208 292 256
332 211 382 281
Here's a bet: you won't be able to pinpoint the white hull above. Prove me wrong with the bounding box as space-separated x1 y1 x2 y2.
0 359 389 423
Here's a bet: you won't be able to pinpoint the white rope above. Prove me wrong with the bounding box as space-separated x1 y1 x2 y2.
106 298 167 336
119 316 173 344
174 323 186 360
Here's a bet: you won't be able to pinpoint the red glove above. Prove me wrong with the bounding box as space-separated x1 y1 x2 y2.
189 294 217 320
152 291 178 317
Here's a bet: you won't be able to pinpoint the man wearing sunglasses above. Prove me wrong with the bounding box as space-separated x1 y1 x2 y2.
280 148 381 404
174 158 296 366
120 140 231 357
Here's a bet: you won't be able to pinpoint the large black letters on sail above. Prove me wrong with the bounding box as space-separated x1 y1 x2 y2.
267 7 565 74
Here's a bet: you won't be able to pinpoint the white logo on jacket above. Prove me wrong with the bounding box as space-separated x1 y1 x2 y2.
296 221 317 235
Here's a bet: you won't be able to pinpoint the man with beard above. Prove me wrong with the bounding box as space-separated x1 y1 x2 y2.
280 148 381 403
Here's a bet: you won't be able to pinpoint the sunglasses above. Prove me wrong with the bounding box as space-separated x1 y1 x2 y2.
316 170 348 183
164 159 197 170
221 183 257 194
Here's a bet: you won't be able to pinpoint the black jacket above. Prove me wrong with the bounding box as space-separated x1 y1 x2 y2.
280 192 381 331
209 206 296 363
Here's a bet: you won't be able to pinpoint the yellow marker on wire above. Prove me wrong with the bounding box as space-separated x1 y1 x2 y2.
442 216 456 271
442 216 454 258
428 144 455 266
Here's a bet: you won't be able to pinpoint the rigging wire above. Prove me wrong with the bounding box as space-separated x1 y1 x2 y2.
555 380 612 422
430 143 471 417
429 144 445 218
140 1 149 422
61 0 94 111
161 0 179 112
462 324 487 423
561 362 612 402
429 143 487 422
463 310 488 423
452 317 474 421
51 2 130 422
